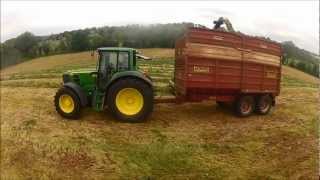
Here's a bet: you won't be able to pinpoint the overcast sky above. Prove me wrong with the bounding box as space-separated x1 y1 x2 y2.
1 1 319 54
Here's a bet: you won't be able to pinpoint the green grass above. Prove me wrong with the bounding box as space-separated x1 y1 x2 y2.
1 73 61 81
1 78 61 88
1 50 319 179
1 58 175 95
3 57 317 92
108 129 221 178
281 75 318 88
137 58 174 66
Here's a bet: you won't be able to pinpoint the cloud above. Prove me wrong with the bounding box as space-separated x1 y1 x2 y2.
249 18 319 53
197 8 234 17
1 1 319 54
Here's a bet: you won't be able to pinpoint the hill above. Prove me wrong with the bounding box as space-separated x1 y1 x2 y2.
282 41 319 77
1 49 318 179
1 49 318 87
0 23 191 68
1 23 319 78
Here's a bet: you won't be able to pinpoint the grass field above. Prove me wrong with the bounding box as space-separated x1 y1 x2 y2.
1 49 319 179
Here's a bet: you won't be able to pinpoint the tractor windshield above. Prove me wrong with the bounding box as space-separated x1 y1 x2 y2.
98 51 130 73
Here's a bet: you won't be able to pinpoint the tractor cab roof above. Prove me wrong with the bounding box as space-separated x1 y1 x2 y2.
97 47 136 52
97 47 151 60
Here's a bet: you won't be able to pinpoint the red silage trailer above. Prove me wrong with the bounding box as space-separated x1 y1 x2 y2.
172 27 282 116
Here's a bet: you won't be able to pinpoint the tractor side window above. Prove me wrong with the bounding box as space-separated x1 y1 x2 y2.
118 52 129 70
99 53 107 73
108 52 117 71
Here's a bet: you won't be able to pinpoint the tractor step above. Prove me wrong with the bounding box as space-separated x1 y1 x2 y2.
92 91 105 111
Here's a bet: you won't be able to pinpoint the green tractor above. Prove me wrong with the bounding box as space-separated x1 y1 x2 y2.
54 47 154 122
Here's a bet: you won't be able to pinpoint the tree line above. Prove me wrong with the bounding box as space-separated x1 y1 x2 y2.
0 23 319 77
282 41 319 77
0 23 191 68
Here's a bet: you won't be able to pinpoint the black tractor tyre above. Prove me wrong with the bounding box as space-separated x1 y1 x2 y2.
107 78 153 123
234 95 255 117
54 87 81 119
255 95 272 115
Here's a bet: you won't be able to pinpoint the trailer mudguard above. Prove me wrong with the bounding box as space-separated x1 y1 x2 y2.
63 82 88 107
106 71 153 90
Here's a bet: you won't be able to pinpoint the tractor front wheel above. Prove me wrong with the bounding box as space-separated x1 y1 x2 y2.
107 78 153 122
54 87 81 119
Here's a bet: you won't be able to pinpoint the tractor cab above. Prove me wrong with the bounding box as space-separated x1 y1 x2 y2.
55 47 154 122
95 47 151 90
96 47 137 90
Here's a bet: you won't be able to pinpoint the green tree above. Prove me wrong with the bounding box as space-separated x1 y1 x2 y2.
57 40 67 53
71 31 89 51
312 63 319 77
41 41 51 55
0 44 23 69
14 32 38 57
288 59 295 67
296 61 306 71
89 34 104 49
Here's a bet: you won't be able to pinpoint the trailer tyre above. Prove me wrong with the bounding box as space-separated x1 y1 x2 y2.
107 78 153 123
235 95 254 117
54 87 81 119
255 95 272 115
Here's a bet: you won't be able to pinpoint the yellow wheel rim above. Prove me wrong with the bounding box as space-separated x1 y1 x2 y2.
115 88 144 116
59 94 75 113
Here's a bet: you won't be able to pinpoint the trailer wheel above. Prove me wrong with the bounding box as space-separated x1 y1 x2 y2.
234 95 254 117
255 95 272 115
54 87 81 119
107 78 153 123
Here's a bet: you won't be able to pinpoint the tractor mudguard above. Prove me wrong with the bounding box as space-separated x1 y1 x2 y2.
63 82 88 107
106 71 153 90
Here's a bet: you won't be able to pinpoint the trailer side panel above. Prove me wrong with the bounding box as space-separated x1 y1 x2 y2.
174 27 282 102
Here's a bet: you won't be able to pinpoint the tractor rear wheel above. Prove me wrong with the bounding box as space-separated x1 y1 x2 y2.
54 87 81 119
255 95 272 115
107 78 153 122
234 95 255 117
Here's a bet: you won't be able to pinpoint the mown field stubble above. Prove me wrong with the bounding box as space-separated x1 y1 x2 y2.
1 49 319 179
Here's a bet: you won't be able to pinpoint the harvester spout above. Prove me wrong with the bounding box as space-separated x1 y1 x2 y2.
213 17 235 33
